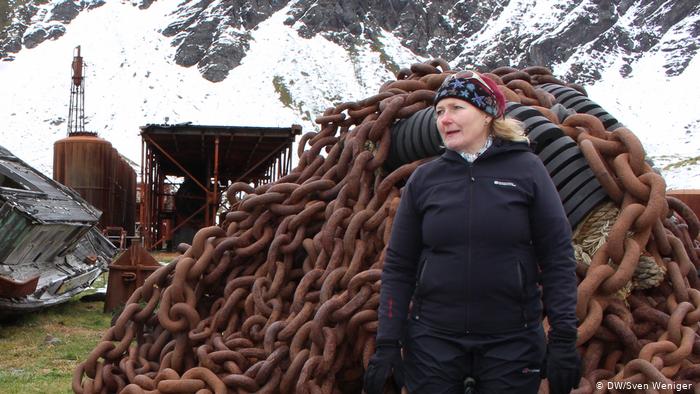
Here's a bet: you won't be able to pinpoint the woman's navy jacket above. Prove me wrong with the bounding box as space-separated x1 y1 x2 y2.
377 138 578 342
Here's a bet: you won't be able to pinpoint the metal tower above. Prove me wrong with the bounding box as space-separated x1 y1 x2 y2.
67 46 93 136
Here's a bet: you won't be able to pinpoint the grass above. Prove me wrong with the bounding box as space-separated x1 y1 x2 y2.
368 36 400 75
272 75 294 109
0 299 111 394
149 251 180 264
662 155 700 171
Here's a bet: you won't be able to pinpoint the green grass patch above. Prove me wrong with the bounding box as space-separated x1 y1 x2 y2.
369 36 400 75
150 251 179 264
663 155 700 171
272 75 293 109
0 300 110 394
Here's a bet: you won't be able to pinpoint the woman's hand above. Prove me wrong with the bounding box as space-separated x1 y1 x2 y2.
363 341 404 394
542 328 581 394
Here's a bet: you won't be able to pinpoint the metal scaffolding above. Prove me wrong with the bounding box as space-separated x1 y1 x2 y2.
139 123 302 250
67 46 92 136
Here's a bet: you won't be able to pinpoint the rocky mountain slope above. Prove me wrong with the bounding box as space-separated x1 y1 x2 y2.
4 0 697 83
0 0 698 187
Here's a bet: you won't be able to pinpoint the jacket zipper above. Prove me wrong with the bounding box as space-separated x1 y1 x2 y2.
466 163 475 333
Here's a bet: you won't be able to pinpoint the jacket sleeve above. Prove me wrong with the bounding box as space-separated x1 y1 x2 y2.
529 158 578 334
376 173 423 343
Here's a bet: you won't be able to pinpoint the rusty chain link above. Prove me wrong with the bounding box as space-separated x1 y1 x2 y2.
74 60 700 393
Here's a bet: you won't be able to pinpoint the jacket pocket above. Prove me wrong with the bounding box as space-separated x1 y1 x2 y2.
413 258 428 318
416 258 428 294
517 259 529 324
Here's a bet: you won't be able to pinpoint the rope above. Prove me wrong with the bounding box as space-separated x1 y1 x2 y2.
573 201 665 296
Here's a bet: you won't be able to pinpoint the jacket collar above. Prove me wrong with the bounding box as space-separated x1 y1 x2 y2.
441 137 531 164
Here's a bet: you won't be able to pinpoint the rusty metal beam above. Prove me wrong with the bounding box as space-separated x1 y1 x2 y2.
224 134 235 161
212 136 220 225
172 133 179 153
143 134 209 194
234 141 291 184
150 203 207 250
141 142 152 249
243 135 263 175
140 138 146 246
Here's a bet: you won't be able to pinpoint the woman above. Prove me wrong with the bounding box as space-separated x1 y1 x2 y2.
364 71 581 394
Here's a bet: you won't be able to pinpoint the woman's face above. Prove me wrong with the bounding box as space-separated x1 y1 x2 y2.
435 98 492 154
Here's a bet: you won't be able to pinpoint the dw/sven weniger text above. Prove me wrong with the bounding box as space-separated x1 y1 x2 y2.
597 381 694 391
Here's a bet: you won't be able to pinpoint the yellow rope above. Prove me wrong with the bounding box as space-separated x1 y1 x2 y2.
573 201 619 249
572 201 665 298
633 254 666 290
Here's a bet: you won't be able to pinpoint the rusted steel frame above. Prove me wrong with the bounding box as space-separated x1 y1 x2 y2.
233 141 292 184
214 135 220 219
140 137 147 246
245 135 263 171
141 142 155 249
204 135 220 227
149 152 159 249
151 204 208 251
143 134 209 194
144 142 151 249
152 171 166 245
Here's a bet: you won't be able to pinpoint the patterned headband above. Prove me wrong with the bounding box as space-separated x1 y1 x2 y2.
433 70 501 117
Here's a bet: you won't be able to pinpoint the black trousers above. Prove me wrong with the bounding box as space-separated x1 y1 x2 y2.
402 318 546 394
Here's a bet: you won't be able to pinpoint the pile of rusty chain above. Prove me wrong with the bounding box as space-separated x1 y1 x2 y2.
74 60 700 394
488 65 700 392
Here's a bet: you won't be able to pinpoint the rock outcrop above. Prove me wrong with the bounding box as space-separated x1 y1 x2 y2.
0 0 698 83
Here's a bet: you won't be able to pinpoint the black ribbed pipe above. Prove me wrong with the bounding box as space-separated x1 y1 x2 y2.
539 83 624 131
386 102 610 228
385 107 443 171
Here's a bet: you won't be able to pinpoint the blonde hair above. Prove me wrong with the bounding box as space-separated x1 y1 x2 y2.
490 117 529 143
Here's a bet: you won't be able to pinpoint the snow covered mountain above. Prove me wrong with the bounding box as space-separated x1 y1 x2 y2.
1 0 699 188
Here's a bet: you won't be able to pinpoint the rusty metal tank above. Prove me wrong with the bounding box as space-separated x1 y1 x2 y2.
667 189 700 218
114 154 136 236
53 135 136 235
121 157 137 236
103 240 161 313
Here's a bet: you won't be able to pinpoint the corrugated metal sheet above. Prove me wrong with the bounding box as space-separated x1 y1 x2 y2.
0 154 100 223
0 202 32 262
0 145 116 312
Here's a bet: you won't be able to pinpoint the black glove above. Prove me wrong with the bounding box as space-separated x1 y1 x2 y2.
542 329 581 394
363 340 404 394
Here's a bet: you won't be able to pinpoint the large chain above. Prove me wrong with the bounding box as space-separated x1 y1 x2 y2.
74 60 700 393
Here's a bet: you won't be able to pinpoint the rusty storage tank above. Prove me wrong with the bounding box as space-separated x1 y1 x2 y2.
115 154 136 236
53 136 136 235
54 135 115 228
126 158 137 236
111 150 127 231
54 46 137 237
112 148 126 230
